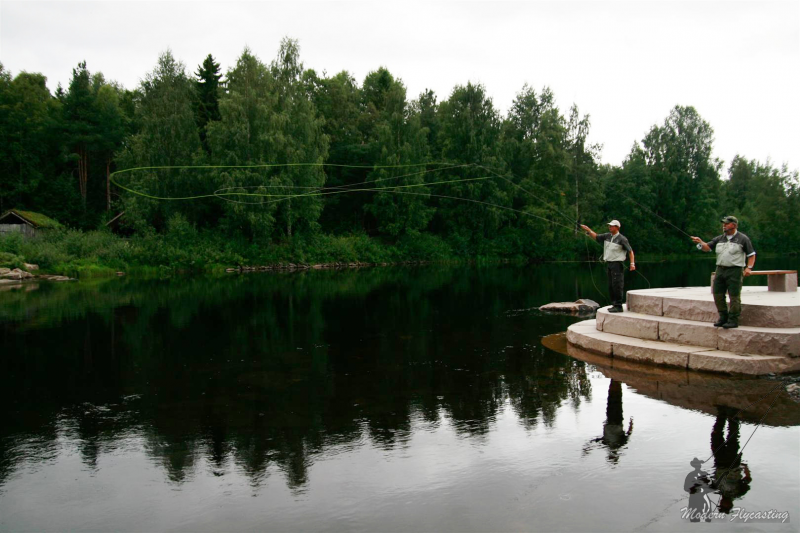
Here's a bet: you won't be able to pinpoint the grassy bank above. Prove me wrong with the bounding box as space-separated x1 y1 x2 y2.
5 226 767 279
0 227 511 278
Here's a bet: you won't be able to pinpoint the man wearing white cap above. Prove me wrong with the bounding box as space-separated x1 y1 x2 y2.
580 220 636 313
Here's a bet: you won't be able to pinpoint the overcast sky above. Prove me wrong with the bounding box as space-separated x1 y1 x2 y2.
1 0 798 172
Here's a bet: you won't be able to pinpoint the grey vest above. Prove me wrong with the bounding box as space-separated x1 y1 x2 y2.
715 239 747 267
603 234 627 262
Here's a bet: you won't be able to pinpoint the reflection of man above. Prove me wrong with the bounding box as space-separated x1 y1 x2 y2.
691 216 756 329
582 380 633 464
710 407 752 513
684 458 714 522
580 221 635 313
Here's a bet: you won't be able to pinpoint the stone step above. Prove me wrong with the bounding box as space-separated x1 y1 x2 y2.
626 287 800 328
594 306 800 358
567 320 800 375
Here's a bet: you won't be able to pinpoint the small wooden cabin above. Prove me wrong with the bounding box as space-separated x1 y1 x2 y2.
0 209 62 238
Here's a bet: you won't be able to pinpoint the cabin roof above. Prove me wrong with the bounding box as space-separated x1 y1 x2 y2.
0 209 63 229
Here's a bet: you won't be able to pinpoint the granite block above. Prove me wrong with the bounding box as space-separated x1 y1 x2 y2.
612 338 692 368
739 305 800 328
688 351 790 375
768 272 798 292
662 298 718 323
718 327 800 358
627 292 662 316
658 320 718 348
601 313 659 340
565 327 614 356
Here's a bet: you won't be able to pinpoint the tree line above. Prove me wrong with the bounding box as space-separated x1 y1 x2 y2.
2 38 798 261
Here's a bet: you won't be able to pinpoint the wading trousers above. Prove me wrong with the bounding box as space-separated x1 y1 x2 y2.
606 261 625 308
713 266 744 323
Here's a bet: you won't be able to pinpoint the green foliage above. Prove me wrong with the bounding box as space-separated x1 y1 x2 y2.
362 69 434 237
0 66 63 215
0 231 24 255
640 105 722 239
0 251 25 269
117 50 204 233
63 61 100 209
267 38 329 239
396 233 453 260
309 70 369 234
205 43 328 243
2 43 797 268
501 85 584 255
194 54 222 152
434 83 509 246
722 158 800 252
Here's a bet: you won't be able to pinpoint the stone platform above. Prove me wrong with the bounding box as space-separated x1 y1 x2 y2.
566 287 800 375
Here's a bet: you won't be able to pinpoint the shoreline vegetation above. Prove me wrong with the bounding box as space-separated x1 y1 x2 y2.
2 39 798 278
0 227 750 281
0 228 541 279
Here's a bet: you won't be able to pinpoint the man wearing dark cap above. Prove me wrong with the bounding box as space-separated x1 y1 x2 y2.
580 220 636 313
691 216 756 329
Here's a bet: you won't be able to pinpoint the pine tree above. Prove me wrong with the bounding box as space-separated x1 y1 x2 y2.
63 61 101 209
194 54 222 152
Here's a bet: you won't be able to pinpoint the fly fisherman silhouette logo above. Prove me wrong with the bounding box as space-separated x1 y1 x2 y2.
683 457 714 522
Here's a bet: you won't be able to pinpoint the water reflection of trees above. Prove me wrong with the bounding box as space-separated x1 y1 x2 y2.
0 265 593 491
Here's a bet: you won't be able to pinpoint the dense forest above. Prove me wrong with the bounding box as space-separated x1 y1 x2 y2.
1 38 798 273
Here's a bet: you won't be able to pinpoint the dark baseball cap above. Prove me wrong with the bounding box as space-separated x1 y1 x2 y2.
721 216 739 224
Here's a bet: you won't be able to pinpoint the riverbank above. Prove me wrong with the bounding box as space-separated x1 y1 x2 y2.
0 227 566 279
1 227 785 280
0 228 518 279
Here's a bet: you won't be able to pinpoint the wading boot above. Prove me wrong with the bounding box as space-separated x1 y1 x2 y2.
722 321 738 329
714 315 728 327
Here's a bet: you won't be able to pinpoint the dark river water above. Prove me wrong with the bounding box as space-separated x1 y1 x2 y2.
1 258 798 532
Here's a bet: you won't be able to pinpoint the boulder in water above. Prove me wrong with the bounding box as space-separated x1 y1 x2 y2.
539 299 600 314
0 268 34 280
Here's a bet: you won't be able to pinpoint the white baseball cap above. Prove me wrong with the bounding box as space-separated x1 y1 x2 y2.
607 220 621 227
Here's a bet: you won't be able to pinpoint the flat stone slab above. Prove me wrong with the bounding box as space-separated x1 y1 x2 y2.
718 325 800 358
662 297 718 323
569 320 597 332
599 310 659 340
566 322 800 375
626 291 662 316
566 325 615 356
596 307 799 357
687 350 800 375
657 316 718 348
612 337 708 368
539 299 599 314
626 287 800 328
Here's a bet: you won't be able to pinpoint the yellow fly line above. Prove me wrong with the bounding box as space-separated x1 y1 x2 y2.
109 162 470 202
109 161 583 232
